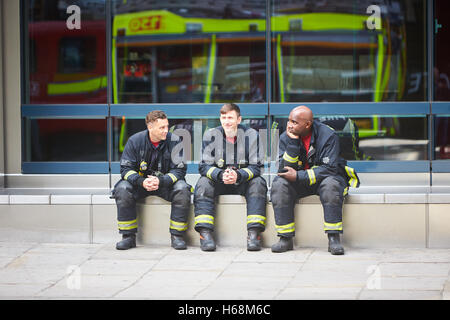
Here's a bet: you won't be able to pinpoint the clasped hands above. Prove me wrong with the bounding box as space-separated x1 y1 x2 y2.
222 168 238 185
142 175 160 191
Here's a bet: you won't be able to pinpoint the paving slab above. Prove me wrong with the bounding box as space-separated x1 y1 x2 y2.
0 242 449 300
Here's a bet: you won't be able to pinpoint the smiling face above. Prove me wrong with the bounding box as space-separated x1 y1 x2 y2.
220 110 241 138
147 118 169 142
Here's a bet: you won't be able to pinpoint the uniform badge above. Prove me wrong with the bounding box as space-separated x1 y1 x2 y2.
298 160 303 166
322 157 330 164
140 161 148 171
217 159 225 168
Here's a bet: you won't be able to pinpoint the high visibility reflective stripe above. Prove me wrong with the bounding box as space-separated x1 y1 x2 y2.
195 214 215 225
118 219 138 230
324 221 343 231
204 34 217 103
124 170 138 181
307 168 316 185
283 152 298 163
167 173 178 183
242 168 254 181
170 219 188 231
48 76 107 95
275 222 295 234
247 215 266 226
206 167 216 180
343 186 349 196
345 166 359 188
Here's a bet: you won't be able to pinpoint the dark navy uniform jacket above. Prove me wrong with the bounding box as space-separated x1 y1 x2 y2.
278 120 360 189
199 124 263 184
119 130 186 189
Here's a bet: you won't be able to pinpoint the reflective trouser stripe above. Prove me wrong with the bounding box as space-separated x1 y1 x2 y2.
283 152 298 163
167 173 178 183
118 219 138 231
275 222 295 234
170 219 188 232
247 215 266 226
307 168 316 185
242 168 254 181
324 221 343 232
195 214 215 226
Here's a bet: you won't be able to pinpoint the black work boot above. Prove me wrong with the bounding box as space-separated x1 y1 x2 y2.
171 234 187 250
328 233 344 255
247 229 262 251
199 228 216 251
271 236 294 253
116 233 136 250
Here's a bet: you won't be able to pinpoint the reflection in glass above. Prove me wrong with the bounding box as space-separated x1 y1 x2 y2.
434 0 450 101
271 0 427 102
111 116 267 162
273 115 428 161
23 118 107 161
26 0 107 104
112 0 266 103
435 116 450 159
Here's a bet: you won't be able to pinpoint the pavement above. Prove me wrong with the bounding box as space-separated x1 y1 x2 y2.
1 241 450 301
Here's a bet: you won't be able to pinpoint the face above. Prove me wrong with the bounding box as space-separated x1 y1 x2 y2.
220 110 241 137
147 118 169 142
287 110 312 137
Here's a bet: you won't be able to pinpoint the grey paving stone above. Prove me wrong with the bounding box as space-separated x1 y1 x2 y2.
276 287 361 300
359 289 442 300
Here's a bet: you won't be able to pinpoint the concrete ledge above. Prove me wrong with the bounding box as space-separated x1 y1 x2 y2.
385 194 427 204
0 195 8 204
50 195 91 205
1 189 450 248
9 195 50 204
429 194 450 204
92 194 115 205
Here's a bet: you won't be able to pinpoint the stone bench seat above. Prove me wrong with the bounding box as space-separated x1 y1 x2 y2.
1 188 449 248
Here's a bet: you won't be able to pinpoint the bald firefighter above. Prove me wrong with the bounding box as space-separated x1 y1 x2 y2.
271 106 360 255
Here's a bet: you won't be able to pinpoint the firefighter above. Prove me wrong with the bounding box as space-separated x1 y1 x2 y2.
271 106 360 255
112 110 191 250
194 103 267 251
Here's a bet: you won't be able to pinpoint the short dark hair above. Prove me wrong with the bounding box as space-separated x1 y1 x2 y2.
145 110 167 124
220 103 241 117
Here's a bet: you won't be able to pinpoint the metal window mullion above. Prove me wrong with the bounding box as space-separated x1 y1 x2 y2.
266 0 272 179
427 0 434 181
106 0 113 188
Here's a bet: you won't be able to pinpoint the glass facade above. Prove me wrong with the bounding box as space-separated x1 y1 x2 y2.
271 0 427 102
20 0 448 175
25 0 107 104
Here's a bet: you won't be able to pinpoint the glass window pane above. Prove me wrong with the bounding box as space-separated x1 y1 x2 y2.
435 116 450 159
26 0 106 104
271 0 427 102
434 0 450 101
273 115 428 161
111 116 267 162
112 0 266 103
23 118 108 161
